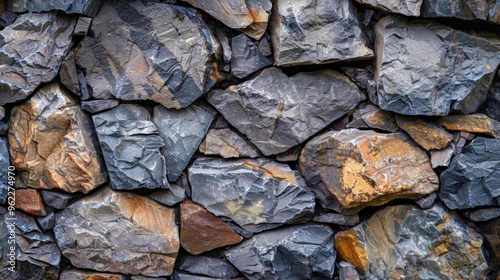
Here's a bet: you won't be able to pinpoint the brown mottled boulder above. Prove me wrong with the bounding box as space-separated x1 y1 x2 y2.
395 115 454 150
436 114 500 138
59 269 125 280
15 189 46 216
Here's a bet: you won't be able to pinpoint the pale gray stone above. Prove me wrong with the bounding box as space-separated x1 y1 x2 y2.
338 261 360 280
231 34 271 79
199 128 261 158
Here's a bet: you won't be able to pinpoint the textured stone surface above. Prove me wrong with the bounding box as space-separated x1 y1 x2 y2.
334 204 490 279
421 0 496 22
59 51 80 95
224 224 336 280
395 115 454 150
430 144 455 168
8 83 108 194
0 138 8 204
0 12 75 105
415 193 437 209
149 184 186 207
153 105 213 182
478 217 500 272
7 0 103 16
440 137 500 209
375 16 500 116
54 187 179 277
208 68 365 155
81 99 120 114
76 0 220 109
231 34 271 79
15 188 47 216
177 252 240 279
270 0 373 66
199 128 261 158
37 212 56 232
299 129 439 213
354 0 422 16
188 157 315 232
465 208 500 222
40 190 74 210
338 261 360 280
59 269 125 280
348 103 399 133
436 114 500 138
313 212 360 226
73 17 92 36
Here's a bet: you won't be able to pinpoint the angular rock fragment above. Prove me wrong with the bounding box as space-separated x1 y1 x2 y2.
275 145 301 162
7 0 103 16
224 224 336 280
15 188 46 216
37 212 56 231
335 204 491 279
9 83 108 194
421 0 493 22
348 103 399 133
436 114 500 138
299 129 439 213
177 252 240 279
149 184 186 207
0 138 8 204
342 67 374 90
337 261 360 280
81 99 120 114
188 157 315 232
59 268 125 280
73 17 92 36
208 68 365 155
395 115 454 150
231 34 271 79
54 188 179 277
415 193 437 209
465 208 500 222
199 128 261 158
40 190 74 210
59 51 80 95
313 212 360 226
430 144 455 168
76 0 220 109
354 0 422 16
478 217 500 272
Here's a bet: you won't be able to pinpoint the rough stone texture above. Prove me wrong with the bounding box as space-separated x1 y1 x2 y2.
0 12 75 105
93 104 168 190
188 157 315 232
7 0 103 16
342 67 374 90
338 261 360 280
40 190 74 210
440 137 500 209
15 188 47 216
199 128 261 158
275 145 301 162
177 252 240 279
348 103 399 133
334 204 491 279
231 34 271 79
374 16 500 116
465 208 500 222
59 269 125 280
208 67 365 155
59 51 80 95
0 138 8 204
54 187 179 277
37 212 56 232
354 0 422 16
436 114 500 138
299 129 439 213
181 200 243 255
482 80 500 122
313 212 360 226
270 0 373 66
76 0 220 109
8 83 108 194
224 224 336 280
73 17 92 36
153 105 213 182
478 217 500 272
81 99 120 114
415 192 437 209
149 184 186 207
421 0 498 23
430 144 455 168
395 115 454 150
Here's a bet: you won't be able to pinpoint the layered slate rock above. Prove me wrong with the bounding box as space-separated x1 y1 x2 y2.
299 129 439 213
395 115 454 150
421 0 499 23
224 224 336 280
93 104 168 190
153 105 213 182
270 0 373 66
440 137 500 209
59 269 125 280
374 16 500 116
8 83 108 194
335 204 491 279
436 113 500 138
76 0 220 109
0 138 8 204
188 157 315 232
7 0 103 16
54 188 179 277
0 12 75 105
199 128 261 158
231 34 271 79
177 252 240 279
208 68 365 155
354 0 422 16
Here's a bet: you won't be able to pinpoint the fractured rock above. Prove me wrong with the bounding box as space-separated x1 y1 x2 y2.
59 51 80 95
395 115 454 150
337 261 360 280
354 0 422 16
7 0 103 16
73 17 92 36
465 208 500 222
149 184 186 207
347 103 399 133
436 113 500 138
430 144 455 168
81 99 120 114
313 212 360 226
37 212 56 232
15 188 46 216
199 128 261 158
0 138 8 204
478 217 500 272
177 252 240 279
231 34 271 79
40 190 74 210
59 268 125 280
421 0 493 22
415 192 437 209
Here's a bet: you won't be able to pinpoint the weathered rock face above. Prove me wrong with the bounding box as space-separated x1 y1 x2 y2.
76 0 220 109
395 115 454 150
436 113 500 138
348 103 399 133
0 138 9 204
149 184 186 207
188 157 315 232
177 252 240 279
41 190 73 210
54 188 179 277
354 0 422 16
7 0 103 16
59 268 125 280
299 129 439 213
81 99 120 114
421 0 499 23
224 224 336 280
0 12 75 105
478 217 500 272
440 137 500 209
208 68 365 155
8 83 108 194
374 16 500 116
199 128 261 158
231 34 271 79
335 204 491 279
15 189 46 216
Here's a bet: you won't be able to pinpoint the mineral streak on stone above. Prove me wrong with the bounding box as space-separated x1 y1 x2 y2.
334 204 491 279
54 188 179 277
177 252 240 279
15 188 47 216
7 0 103 16
436 114 500 138
59 269 125 280
76 0 220 109
208 67 365 156
354 0 422 16
0 12 75 105
0 138 8 204
231 34 271 79
8 83 108 194
270 0 373 66
224 224 336 280
374 16 500 116
395 115 454 150
199 128 261 158
188 157 315 232
440 137 500 209
299 129 439 213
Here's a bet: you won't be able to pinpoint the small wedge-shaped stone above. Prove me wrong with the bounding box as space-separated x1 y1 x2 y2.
7 0 103 16
436 113 500 138
15 189 46 216
354 0 422 16
231 34 271 79
199 128 261 158
0 138 8 204
396 115 454 150
348 103 399 133
59 269 125 280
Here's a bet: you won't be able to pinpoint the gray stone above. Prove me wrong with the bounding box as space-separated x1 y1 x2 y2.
347 103 399 133
480 81 500 122
0 12 75 105
188 157 315 232
93 104 168 190
258 36 272 57
215 29 231 64
337 261 360 280
430 144 455 168
131 276 168 280
415 193 437 209
465 208 500 222
374 16 500 116
0 107 4 119
76 0 220 109
440 137 500 209
354 0 422 16
0 122 8 136
59 269 126 280
1 10 17 25
81 99 120 114
77 70 90 100
421 0 493 22
231 34 271 79
270 0 373 66
342 67 374 90
40 190 73 210
172 272 219 280
177 252 240 278
208 67 365 156
59 51 80 95
199 128 261 158
275 145 301 162
37 212 56 232
7 0 103 16
224 224 336 280
73 17 92 36
153 105 214 182
149 184 186 207
313 212 360 226
0 138 9 204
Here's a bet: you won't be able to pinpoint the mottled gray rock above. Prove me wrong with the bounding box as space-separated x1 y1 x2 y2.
342 67 374 90
347 103 399 133
59 51 80 95
430 144 455 168
37 212 56 232
270 0 373 66
172 272 220 280
0 138 9 204
153 105 213 182
231 34 271 79
73 17 92 36
0 12 75 105
81 99 120 114
0 107 4 120
93 104 168 190
480 81 500 122
415 193 437 209
421 0 493 22
337 262 360 280
131 276 168 280
177 252 240 279
313 212 360 226
440 137 500 209
188 157 315 232
465 208 500 222
40 190 73 210
149 184 186 207
208 67 365 155
7 0 103 16
258 36 272 56
1 10 17 25
354 0 422 16
375 16 500 116
0 122 8 136
76 0 220 109
224 224 336 280
199 128 261 158
59 269 126 280
275 145 301 162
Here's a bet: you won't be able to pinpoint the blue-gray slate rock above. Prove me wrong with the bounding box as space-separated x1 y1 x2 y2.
353 0 422 16
374 15 500 116
421 0 500 24
207 67 365 156
149 184 186 207
172 271 220 280
188 157 315 232
480 81 500 122
40 190 74 210
0 138 9 204
7 0 103 16
337 261 360 280
465 208 500 222
81 99 120 114
37 212 56 232
177 252 240 278
231 34 271 79
440 136 500 209
199 128 261 159
224 224 336 280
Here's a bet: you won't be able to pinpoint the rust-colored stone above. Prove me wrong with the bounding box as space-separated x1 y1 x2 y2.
59 268 125 280
334 230 368 274
436 113 500 138
395 114 454 150
15 188 46 216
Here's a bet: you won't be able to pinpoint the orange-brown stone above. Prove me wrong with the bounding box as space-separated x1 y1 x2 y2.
436 113 500 138
395 114 454 150
59 268 124 280
334 229 368 274
15 188 46 216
